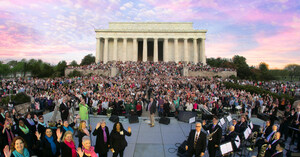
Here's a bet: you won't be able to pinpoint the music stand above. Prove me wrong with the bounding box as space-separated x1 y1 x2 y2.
235 136 241 149
226 115 232 122
220 142 233 156
189 117 196 131
244 127 252 140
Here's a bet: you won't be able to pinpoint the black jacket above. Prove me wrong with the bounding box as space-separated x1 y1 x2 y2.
60 141 76 157
149 101 157 114
77 129 91 148
92 126 110 154
237 121 247 133
203 124 222 146
37 123 47 137
59 102 69 121
110 129 131 152
37 136 60 157
187 130 207 155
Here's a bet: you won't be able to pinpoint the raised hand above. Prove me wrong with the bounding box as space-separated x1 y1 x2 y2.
128 127 131 133
96 122 101 129
56 129 63 141
77 147 84 157
35 131 41 140
3 145 11 157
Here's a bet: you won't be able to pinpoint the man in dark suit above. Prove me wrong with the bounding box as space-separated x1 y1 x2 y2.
148 97 156 127
223 126 237 147
203 116 222 157
186 122 207 157
265 132 281 157
59 98 69 121
270 142 284 157
237 116 247 134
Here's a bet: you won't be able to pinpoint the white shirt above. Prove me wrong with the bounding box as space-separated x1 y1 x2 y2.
194 131 200 140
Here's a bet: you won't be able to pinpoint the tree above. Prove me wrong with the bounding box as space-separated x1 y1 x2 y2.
55 61 67 77
285 64 300 81
259 62 269 73
232 55 251 79
80 54 95 66
69 60 78 67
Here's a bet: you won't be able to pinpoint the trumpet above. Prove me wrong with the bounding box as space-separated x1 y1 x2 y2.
258 144 268 157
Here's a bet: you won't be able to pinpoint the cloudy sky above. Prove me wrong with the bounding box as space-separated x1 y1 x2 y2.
0 0 299 69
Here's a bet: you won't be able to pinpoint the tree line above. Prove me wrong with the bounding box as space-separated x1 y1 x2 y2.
0 54 95 78
207 55 300 81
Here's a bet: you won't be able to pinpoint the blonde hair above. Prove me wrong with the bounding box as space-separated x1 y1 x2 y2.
78 120 86 133
62 131 74 143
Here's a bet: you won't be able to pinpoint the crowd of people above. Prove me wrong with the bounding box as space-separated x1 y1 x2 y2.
0 61 299 157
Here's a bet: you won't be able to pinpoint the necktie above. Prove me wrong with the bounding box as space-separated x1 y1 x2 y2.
212 125 215 130
102 127 107 143
194 133 199 148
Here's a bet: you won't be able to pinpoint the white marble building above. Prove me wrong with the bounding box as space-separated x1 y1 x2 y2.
95 22 207 64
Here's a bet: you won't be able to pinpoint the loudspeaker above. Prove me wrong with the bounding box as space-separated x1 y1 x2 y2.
109 115 119 123
129 115 139 124
178 111 197 123
257 113 270 121
159 117 170 125
252 124 260 132
177 140 188 157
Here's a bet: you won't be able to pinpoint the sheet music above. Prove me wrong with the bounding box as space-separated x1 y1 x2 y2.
235 136 241 148
226 115 232 122
244 127 252 139
189 117 196 124
220 142 233 155
220 118 225 126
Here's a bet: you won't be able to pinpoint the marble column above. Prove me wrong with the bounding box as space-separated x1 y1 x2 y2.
123 38 127 61
174 38 178 63
99 39 103 62
184 38 188 62
103 38 108 63
164 38 168 62
154 38 158 62
113 38 118 61
200 38 206 65
95 38 100 63
133 38 138 61
193 38 198 63
143 38 147 62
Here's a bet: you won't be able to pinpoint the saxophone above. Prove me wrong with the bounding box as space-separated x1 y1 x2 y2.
258 144 268 157
207 128 219 141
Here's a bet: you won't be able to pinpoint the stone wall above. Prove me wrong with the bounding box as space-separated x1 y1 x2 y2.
15 102 31 115
65 68 118 77
187 70 237 78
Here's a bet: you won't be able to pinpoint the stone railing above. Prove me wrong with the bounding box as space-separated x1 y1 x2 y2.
184 68 237 78
65 68 118 77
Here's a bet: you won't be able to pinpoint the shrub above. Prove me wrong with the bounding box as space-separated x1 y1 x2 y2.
68 70 83 77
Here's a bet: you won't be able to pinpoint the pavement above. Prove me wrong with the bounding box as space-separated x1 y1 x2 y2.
42 110 297 157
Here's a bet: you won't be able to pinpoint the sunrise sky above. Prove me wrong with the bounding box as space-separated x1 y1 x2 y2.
0 0 299 69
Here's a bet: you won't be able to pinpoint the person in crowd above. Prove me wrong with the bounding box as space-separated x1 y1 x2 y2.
110 122 131 157
0 108 6 124
186 122 207 157
24 113 37 133
148 97 156 127
265 132 281 157
203 116 222 157
136 102 142 117
76 136 97 157
37 115 47 137
36 128 61 157
93 119 110 157
3 136 30 157
60 131 77 157
270 142 284 157
15 119 35 154
60 98 69 121
79 98 89 123
1 119 15 153
77 121 91 148
60 120 75 136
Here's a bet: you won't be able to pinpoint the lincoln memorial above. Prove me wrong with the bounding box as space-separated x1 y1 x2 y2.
95 22 207 64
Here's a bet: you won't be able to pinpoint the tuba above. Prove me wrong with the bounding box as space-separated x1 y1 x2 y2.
258 144 268 157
